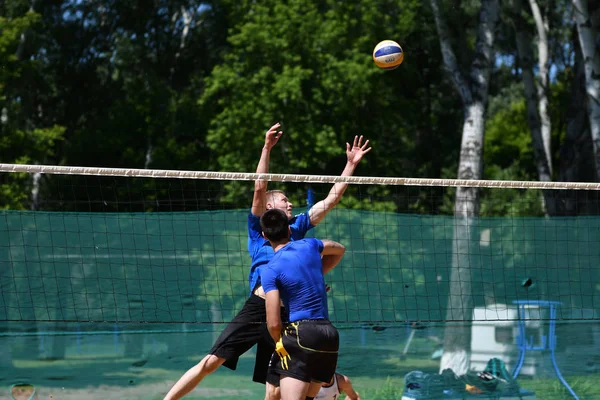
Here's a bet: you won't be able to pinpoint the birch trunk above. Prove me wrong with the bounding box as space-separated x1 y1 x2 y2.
145 136 153 169
573 0 600 179
529 0 552 170
430 0 500 375
514 0 556 215
442 103 485 375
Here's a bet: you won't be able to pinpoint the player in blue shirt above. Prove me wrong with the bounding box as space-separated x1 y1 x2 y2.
260 208 345 400
164 124 370 400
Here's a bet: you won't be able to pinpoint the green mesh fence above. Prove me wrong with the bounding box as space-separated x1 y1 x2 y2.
1 209 599 399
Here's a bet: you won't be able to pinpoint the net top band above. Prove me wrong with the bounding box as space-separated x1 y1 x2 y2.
2 163 599 190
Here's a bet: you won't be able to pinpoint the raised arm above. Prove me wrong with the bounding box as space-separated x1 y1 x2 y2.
308 135 371 226
336 373 360 400
251 123 283 217
321 239 346 274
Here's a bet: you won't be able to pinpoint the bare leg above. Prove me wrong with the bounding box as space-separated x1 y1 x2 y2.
306 382 323 398
265 382 281 400
279 376 309 400
164 354 225 400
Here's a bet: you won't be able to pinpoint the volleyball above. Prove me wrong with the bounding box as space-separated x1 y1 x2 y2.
372 40 404 70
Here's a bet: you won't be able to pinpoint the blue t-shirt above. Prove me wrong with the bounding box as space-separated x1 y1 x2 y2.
247 211 313 295
261 238 329 322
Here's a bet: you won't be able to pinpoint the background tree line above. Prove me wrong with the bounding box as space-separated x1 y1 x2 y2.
1 0 598 216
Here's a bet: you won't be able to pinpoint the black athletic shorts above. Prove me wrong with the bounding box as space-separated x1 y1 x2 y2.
209 293 287 384
268 319 339 384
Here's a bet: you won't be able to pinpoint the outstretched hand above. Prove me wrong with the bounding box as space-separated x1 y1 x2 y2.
346 135 372 165
265 123 283 150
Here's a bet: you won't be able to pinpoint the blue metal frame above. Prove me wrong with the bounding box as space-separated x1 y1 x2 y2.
511 300 579 400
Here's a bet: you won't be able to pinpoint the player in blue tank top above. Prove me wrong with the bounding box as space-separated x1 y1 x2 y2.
164 125 371 400
260 209 346 400
261 237 330 321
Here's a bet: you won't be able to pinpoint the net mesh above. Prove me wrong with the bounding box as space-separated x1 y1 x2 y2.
1 164 599 400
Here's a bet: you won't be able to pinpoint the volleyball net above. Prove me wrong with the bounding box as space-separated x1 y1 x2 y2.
1 163 599 399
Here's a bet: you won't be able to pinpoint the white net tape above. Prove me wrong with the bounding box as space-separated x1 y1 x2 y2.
1 163 600 190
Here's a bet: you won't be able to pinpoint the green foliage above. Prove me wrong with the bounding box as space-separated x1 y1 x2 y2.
201 0 391 170
0 125 65 163
439 82 548 216
338 190 398 212
0 172 29 210
480 90 544 216
0 124 66 210
0 0 593 217
479 169 545 216
200 0 458 208
486 91 535 174
0 11 39 98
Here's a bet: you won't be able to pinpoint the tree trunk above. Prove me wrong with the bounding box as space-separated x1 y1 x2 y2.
145 136 153 169
430 0 500 375
514 0 556 215
573 0 600 180
529 0 552 170
558 35 591 214
31 171 41 210
442 102 485 375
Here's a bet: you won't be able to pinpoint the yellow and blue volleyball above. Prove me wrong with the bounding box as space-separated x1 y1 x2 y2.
372 40 404 70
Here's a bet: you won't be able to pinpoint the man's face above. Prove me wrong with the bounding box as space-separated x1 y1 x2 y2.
268 193 293 219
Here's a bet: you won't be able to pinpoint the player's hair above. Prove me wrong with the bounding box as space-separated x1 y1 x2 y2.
260 208 290 242
266 190 286 206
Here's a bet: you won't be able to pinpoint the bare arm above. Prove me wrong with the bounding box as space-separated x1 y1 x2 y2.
309 136 371 226
251 123 282 217
321 239 346 274
265 290 282 342
336 373 360 400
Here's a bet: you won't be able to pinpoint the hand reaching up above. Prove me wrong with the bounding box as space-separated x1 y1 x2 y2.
346 135 372 166
264 123 283 150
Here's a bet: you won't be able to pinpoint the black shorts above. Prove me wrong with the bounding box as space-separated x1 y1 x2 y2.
209 294 287 384
268 319 339 384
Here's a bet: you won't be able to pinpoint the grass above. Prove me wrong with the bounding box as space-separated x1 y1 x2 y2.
10 353 599 400
3 329 600 400
521 375 599 400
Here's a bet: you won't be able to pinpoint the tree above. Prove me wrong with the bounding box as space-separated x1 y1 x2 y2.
557 27 596 214
430 0 500 374
513 0 556 214
0 7 66 210
572 0 600 179
529 0 552 177
6 0 228 212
